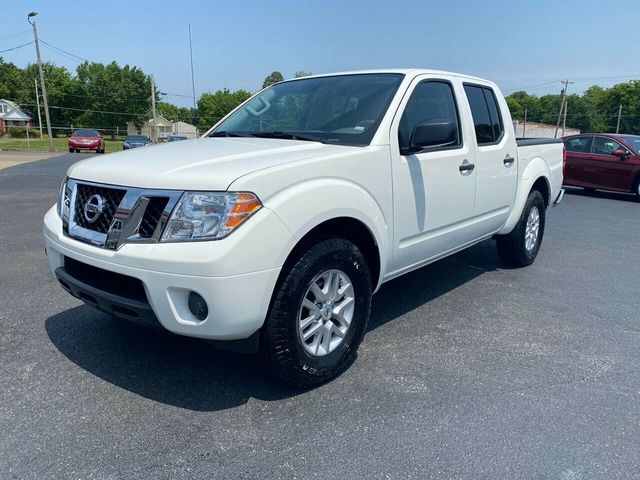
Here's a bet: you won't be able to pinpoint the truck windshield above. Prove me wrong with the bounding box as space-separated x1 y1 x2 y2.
211 73 404 146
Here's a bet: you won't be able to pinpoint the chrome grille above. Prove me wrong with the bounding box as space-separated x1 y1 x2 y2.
64 179 182 249
138 197 170 238
74 184 126 233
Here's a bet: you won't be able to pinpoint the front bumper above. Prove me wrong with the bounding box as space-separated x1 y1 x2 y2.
44 205 292 340
70 142 100 150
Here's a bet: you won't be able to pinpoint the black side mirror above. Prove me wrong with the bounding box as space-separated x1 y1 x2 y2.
404 119 458 154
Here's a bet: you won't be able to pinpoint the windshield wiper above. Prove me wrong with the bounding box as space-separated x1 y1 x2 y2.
249 131 326 143
208 131 247 137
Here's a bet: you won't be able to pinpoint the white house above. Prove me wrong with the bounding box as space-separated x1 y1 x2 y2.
0 99 32 135
171 121 197 138
127 116 198 140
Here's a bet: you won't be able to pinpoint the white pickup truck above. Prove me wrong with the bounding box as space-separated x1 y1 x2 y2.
44 69 565 387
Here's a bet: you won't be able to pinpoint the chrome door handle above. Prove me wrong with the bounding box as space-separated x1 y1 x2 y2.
459 160 475 173
503 155 515 166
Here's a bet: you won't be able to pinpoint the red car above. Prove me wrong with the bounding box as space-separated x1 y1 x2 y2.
68 129 105 154
563 133 640 197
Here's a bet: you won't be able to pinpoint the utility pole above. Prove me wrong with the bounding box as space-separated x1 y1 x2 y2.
616 104 623 134
554 79 574 138
561 100 568 137
150 74 158 143
188 24 197 121
522 107 527 138
34 77 43 139
28 12 54 152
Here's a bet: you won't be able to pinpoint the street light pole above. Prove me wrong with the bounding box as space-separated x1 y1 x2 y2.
28 12 54 152
150 74 158 143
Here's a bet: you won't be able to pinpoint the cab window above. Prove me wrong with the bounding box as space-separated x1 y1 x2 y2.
398 80 462 153
464 84 504 145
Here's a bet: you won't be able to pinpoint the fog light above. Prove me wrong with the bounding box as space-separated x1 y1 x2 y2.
188 291 208 321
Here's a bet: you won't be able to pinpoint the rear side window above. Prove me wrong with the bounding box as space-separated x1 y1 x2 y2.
398 80 462 152
464 85 504 145
564 136 593 153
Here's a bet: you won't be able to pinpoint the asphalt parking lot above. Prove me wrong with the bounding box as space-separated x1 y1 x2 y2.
1 153 639 479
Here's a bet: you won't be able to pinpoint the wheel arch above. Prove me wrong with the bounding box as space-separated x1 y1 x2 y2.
276 216 382 294
531 175 551 207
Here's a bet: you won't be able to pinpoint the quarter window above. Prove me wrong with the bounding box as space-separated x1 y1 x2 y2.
398 81 462 152
464 85 504 145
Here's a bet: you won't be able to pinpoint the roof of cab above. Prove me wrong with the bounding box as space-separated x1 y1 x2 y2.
285 68 494 85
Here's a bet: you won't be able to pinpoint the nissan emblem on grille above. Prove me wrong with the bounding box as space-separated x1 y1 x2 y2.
83 194 105 223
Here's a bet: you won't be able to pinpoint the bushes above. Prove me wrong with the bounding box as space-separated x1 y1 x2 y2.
7 126 29 138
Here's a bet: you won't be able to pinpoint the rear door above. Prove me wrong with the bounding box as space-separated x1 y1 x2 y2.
563 135 594 186
463 83 518 233
589 136 635 191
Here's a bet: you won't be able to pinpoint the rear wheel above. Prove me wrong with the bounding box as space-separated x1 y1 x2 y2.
68 148 73 153
496 190 546 267
261 238 372 388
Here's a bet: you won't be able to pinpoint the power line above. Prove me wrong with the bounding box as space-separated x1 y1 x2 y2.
0 30 30 41
0 41 34 53
39 39 88 62
40 43 83 64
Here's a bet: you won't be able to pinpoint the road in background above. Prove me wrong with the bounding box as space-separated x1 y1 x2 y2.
1 155 639 479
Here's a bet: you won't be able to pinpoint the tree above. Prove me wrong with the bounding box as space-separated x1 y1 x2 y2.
73 61 152 131
262 71 284 89
0 58 24 100
19 62 80 133
294 71 312 78
196 88 252 132
157 102 194 123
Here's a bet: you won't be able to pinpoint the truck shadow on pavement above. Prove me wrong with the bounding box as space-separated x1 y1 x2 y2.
45 240 500 411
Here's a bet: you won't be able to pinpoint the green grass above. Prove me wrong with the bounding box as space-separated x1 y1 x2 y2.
0 136 123 154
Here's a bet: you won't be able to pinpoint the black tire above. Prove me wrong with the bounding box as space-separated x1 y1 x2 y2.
633 176 640 200
496 190 546 267
261 238 372 388
68 148 73 153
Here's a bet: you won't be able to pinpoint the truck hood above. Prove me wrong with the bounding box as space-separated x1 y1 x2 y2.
67 137 349 190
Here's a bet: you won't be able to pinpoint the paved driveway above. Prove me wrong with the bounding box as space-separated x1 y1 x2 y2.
1 154 639 479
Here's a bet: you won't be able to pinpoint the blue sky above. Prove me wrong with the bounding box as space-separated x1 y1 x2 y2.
2 0 639 106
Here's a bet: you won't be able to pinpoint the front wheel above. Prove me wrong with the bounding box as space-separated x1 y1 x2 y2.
261 238 372 388
496 190 546 267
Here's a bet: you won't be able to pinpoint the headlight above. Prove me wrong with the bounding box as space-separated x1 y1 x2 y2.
160 192 262 242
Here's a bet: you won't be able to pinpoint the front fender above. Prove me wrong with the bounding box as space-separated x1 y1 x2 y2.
262 178 389 288
499 156 551 235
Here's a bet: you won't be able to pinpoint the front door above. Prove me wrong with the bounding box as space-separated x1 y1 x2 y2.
588 136 635 191
390 77 477 274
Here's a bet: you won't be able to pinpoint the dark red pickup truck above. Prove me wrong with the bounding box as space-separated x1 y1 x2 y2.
563 133 640 197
